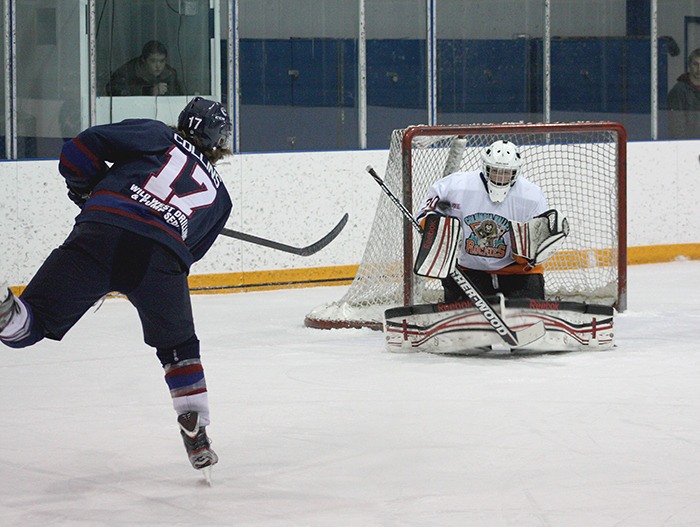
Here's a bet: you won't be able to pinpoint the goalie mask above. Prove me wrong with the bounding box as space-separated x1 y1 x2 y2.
481 140 523 203
178 97 232 151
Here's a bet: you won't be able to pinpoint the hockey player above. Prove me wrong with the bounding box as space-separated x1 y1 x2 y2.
415 139 568 303
0 97 232 478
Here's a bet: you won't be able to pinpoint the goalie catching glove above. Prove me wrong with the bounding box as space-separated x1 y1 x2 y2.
414 214 462 279
510 209 569 266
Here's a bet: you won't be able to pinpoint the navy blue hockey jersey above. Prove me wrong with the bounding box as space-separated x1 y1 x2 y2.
59 119 232 269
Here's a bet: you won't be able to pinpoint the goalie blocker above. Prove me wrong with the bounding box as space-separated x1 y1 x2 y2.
384 298 614 355
414 213 461 279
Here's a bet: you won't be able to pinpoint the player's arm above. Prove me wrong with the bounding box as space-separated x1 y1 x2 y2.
189 199 233 263
59 120 162 207
59 132 110 207
415 180 452 225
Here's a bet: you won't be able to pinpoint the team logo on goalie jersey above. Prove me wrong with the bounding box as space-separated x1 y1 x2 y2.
464 213 508 258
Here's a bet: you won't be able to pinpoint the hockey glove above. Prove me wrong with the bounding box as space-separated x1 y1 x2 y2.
67 186 91 209
414 214 462 279
510 209 569 266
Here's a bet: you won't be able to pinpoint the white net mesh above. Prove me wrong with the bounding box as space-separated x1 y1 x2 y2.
305 122 625 329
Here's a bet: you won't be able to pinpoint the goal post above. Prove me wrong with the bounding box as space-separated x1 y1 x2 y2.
305 122 627 330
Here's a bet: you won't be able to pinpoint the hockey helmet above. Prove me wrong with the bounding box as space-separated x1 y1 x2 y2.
481 140 523 203
178 97 232 151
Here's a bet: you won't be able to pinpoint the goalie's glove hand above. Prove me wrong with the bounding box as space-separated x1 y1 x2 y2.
511 209 569 267
67 186 91 209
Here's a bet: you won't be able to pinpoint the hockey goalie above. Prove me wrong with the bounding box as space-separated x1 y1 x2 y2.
383 139 614 354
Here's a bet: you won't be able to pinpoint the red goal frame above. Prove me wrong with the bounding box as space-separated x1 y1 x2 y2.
304 121 628 331
400 122 627 312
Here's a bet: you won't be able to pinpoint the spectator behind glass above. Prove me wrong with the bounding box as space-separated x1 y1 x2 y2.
106 40 184 97
667 47 700 139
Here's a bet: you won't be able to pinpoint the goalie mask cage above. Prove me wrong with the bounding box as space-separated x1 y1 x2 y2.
305 122 627 330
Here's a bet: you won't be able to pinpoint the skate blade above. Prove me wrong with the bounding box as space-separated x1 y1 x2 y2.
200 465 213 486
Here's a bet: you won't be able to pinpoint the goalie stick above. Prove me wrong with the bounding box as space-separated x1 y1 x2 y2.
219 213 349 256
366 165 545 348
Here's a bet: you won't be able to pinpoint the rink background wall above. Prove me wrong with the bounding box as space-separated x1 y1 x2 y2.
1 139 699 293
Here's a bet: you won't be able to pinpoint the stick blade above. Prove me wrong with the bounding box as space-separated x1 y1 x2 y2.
513 321 546 348
297 212 349 256
219 213 348 257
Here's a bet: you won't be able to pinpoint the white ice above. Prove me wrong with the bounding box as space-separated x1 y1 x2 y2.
1 260 699 526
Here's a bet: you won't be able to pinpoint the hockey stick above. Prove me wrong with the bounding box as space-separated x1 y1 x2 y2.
366 165 545 348
219 213 349 257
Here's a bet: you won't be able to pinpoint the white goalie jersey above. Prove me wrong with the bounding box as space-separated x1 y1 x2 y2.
416 171 548 272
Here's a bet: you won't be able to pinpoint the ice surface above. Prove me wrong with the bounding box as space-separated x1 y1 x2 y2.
1 261 699 526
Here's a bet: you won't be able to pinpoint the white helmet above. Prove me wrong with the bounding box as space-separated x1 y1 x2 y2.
481 140 523 203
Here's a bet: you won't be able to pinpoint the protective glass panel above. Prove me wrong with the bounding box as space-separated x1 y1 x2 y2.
365 0 427 149
96 0 217 126
15 0 84 159
549 1 658 140
436 0 544 126
238 0 359 152
660 0 700 139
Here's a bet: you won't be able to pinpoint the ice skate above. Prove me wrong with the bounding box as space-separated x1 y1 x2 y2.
178 411 218 483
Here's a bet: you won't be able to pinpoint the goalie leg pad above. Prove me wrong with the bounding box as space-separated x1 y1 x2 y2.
384 299 614 355
414 214 462 279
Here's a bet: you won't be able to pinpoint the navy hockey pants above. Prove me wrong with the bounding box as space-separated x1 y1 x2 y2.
17 222 196 353
442 267 545 303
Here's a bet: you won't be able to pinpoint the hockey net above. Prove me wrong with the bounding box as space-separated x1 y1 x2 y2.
305 122 627 330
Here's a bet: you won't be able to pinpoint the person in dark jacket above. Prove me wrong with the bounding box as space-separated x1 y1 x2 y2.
667 48 700 138
0 97 232 480
106 40 184 96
